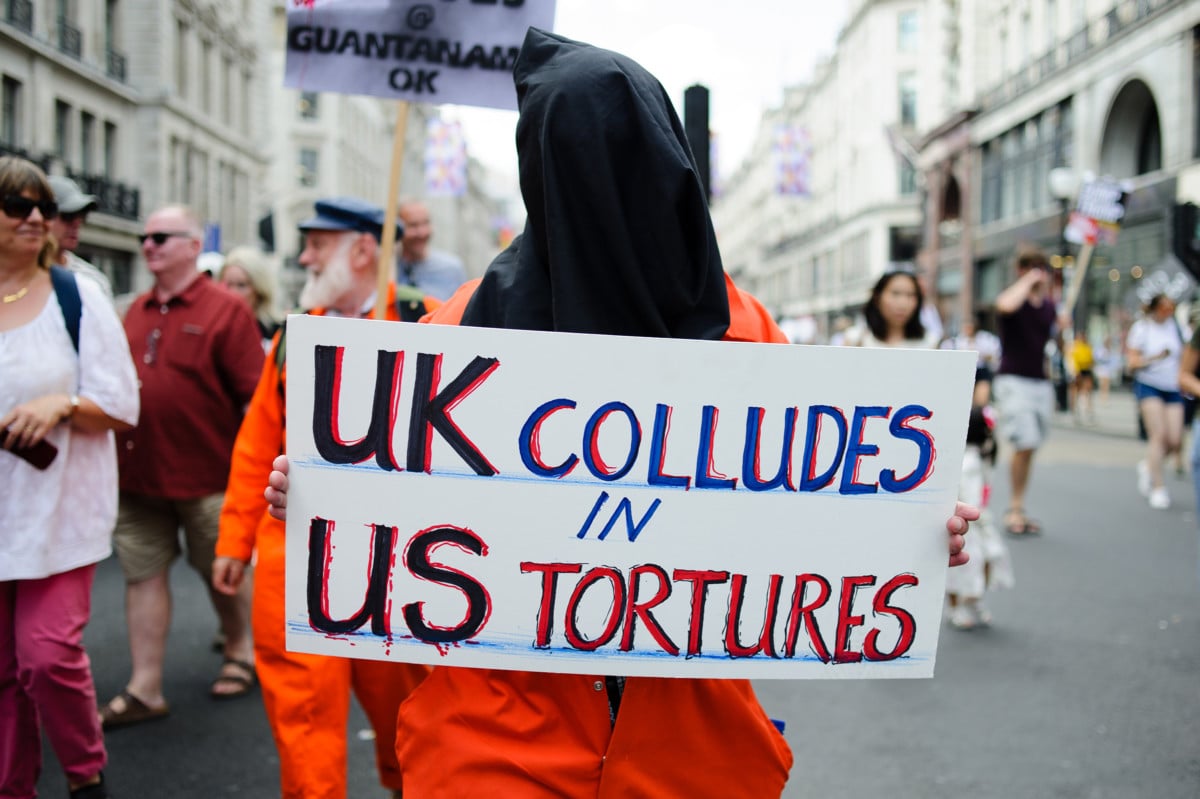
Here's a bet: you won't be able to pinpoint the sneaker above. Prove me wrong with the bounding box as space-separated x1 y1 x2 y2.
1149 487 1170 510
948 605 976 630
1136 460 1150 497
973 602 993 627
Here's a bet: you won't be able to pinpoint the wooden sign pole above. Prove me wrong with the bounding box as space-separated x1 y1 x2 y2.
374 100 411 320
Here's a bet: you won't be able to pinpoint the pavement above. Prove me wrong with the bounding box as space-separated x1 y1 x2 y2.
1046 383 1140 440
761 420 1200 799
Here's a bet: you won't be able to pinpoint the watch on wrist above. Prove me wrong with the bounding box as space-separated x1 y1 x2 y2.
68 394 81 418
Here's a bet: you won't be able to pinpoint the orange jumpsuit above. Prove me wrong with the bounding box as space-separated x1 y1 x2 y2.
398 275 795 797
217 284 435 799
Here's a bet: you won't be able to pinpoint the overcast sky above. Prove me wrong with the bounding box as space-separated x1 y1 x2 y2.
446 0 848 185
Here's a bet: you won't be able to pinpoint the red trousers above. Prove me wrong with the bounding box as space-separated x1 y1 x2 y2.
0 566 105 798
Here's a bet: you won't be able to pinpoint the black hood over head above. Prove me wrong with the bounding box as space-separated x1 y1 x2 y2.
460 28 730 341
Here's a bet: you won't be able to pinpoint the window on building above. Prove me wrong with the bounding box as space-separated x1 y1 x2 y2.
103 121 116 177
194 149 209 220
898 72 917 128
299 91 320 119
1021 10 1032 67
168 137 180 198
241 70 253 136
298 148 319 187
1 77 21 147
1045 0 1057 51
219 56 230 124
54 100 71 162
1056 99 1074 168
175 21 189 99
898 10 918 53
981 140 1001 224
899 160 917 196
1193 26 1199 158
80 112 95 173
1000 131 1019 219
200 40 213 114
105 1 117 46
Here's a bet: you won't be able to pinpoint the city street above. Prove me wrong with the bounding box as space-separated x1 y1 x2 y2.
36 392 1200 798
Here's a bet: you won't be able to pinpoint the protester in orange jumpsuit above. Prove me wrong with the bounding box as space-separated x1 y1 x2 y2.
263 32 976 798
213 198 434 799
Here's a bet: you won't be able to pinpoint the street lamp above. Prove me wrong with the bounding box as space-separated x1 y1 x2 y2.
1048 167 1081 325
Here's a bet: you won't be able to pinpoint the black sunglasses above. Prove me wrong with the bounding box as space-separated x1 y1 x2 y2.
138 231 191 246
2 194 58 220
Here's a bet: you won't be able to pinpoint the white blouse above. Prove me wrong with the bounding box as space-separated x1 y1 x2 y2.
0 276 139 580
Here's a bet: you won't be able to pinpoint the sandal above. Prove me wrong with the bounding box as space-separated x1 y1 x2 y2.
1004 508 1042 536
211 657 256 700
69 772 108 799
99 689 170 730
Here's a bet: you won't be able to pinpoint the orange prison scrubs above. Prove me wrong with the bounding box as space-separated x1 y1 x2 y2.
396 276 794 798
217 285 436 799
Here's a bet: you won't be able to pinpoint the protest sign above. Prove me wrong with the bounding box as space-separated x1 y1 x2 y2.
284 0 557 110
1065 176 1127 246
284 315 975 679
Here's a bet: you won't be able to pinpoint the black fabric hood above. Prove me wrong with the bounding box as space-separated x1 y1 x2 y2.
460 28 730 340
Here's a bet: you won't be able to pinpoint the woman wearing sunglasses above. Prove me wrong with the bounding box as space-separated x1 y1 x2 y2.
0 156 139 799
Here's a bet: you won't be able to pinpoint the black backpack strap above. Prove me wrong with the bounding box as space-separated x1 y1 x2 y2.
50 266 82 353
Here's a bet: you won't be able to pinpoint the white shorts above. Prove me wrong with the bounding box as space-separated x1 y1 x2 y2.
993 375 1053 451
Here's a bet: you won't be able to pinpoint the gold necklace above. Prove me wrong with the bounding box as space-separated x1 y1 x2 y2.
2 285 30 304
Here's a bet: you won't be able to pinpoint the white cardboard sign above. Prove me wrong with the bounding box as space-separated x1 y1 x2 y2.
284 314 974 679
284 0 557 110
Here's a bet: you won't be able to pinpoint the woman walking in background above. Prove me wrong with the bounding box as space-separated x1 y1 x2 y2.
1126 294 1185 510
0 156 139 798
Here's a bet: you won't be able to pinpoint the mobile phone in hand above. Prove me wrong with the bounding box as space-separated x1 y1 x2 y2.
3 435 58 470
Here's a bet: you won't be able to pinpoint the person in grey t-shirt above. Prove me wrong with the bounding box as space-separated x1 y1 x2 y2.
395 199 467 301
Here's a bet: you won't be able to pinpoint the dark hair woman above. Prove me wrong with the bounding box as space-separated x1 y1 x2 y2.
860 270 932 347
0 156 139 799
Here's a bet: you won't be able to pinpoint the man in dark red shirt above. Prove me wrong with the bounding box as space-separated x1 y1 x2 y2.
100 205 264 729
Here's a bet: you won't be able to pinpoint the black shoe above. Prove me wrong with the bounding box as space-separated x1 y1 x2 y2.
69 772 109 799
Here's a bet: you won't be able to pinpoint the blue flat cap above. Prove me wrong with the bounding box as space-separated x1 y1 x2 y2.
298 196 403 241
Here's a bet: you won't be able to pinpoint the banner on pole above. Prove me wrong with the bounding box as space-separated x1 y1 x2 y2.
283 315 975 680
774 125 812 197
424 117 467 196
284 0 557 110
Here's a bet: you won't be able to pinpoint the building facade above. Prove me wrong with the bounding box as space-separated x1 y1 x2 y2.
920 0 1200 345
716 0 1200 347
713 0 957 338
2 0 513 305
1 0 144 293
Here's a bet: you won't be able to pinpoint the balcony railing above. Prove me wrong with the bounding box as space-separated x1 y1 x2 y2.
106 48 127 82
57 17 82 59
4 0 32 33
67 170 140 220
0 143 52 174
980 0 1182 112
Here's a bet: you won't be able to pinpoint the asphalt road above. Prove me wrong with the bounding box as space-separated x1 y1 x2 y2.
35 423 1200 798
759 424 1200 799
